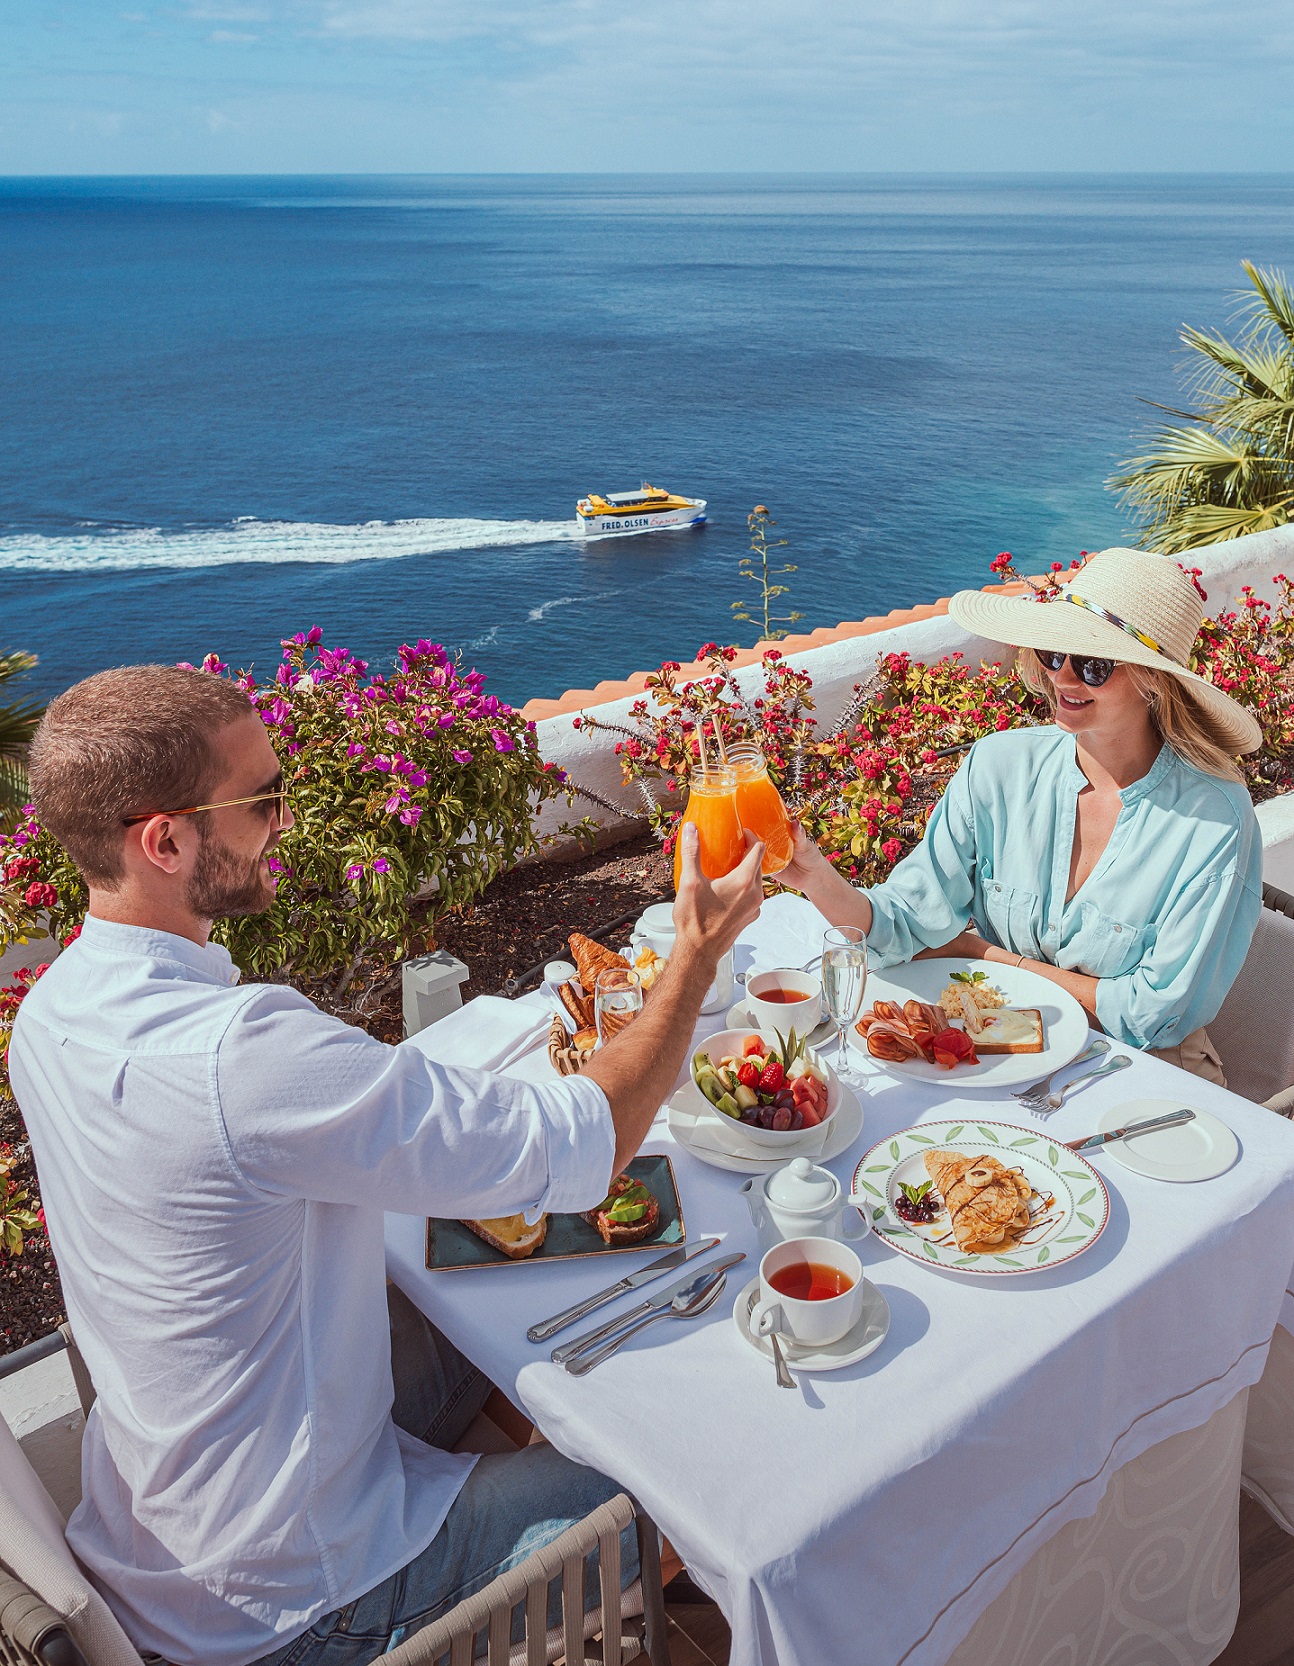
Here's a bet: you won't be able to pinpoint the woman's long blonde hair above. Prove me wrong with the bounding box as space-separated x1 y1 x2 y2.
1016 648 1245 783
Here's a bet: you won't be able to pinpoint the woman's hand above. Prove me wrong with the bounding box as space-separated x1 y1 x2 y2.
914 929 995 961
775 820 874 937
776 819 833 894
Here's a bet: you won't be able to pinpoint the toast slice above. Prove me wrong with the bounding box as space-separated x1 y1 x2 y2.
973 1008 1044 1055
463 1213 548 1259
582 1176 660 1245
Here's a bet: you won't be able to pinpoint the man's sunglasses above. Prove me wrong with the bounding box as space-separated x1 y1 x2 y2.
1036 650 1116 688
122 779 288 828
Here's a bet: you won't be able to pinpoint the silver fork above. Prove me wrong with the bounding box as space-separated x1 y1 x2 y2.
1013 1038 1109 1112
1029 1053 1133 1116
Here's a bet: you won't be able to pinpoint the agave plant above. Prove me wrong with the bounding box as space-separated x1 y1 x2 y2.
0 652 42 814
1111 261 1294 553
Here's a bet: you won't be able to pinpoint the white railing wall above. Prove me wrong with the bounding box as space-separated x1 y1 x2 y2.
533 525 1294 891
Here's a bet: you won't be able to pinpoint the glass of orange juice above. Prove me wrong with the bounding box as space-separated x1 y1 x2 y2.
727 742 794 876
673 767 745 892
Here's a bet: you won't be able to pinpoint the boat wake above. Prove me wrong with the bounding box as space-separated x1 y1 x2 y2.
0 516 580 575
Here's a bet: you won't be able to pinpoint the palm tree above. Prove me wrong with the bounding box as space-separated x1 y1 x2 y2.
0 652 42 814
1110 261 1294 553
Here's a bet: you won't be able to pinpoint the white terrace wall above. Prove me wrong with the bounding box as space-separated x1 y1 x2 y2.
531 524 1294 890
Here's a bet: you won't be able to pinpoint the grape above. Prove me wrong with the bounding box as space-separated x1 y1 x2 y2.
788 1108 803 1131
771 1107 793 1131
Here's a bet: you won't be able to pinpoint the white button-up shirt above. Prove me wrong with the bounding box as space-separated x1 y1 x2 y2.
8 917 615 1666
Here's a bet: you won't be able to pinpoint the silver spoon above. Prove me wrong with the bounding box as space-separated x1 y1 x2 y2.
563 1270 729 1376
769 1329 796 1390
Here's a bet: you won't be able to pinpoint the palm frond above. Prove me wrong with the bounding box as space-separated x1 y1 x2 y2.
1111 266 1294 551
1238 261 1294 349
1139 499 1294 554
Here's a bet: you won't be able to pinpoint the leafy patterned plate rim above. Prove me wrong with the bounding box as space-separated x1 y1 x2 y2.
851 1118 1110 1277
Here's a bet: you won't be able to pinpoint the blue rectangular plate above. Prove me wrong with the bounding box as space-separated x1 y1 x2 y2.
425 1154 686 1270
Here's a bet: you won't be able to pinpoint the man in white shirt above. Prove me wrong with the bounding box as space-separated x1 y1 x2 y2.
8 664 763 1666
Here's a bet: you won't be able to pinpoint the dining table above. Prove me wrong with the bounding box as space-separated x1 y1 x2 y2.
383 894 1294 1666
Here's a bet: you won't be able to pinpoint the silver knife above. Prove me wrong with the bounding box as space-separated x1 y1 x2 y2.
551 1251 746 1365
527 1238 720 1343
1065 1108 1196 1153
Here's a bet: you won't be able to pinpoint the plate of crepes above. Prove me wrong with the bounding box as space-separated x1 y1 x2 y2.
850 958 1090 1090
546 931 666 1077
853 1119 1109 1275
426 1155 685 1270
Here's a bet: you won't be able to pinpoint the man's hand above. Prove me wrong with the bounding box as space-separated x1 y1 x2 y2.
584 824 765 1176
671 823 766 967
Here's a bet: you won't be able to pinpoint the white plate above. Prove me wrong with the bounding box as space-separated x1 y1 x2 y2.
1093 1099 1239 1183
853 1117 1109 1276
850 959 1089 1091
732 1275 890 1372
667 1082 866 1175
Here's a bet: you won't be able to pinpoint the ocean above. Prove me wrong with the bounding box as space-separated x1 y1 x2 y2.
4 173 1294 709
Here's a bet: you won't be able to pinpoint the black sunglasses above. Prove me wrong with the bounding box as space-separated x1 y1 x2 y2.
1036 650 1116 688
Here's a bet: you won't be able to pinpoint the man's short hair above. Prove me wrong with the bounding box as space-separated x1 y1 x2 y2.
29 665 258 887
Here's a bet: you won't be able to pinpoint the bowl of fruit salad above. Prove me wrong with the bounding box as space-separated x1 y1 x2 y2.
688 1028 837 1149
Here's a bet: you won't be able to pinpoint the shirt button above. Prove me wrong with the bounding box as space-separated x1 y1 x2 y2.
1114 924 1122 933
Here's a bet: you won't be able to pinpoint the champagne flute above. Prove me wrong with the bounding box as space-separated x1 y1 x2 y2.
593 966 643 1047
822 926 868 1086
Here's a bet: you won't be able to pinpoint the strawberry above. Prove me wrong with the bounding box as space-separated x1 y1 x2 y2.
737 1061 761 1090
758 1059 785 1093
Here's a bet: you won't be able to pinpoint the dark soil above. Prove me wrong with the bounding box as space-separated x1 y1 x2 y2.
0 1094 61 1352
0 829 672 1353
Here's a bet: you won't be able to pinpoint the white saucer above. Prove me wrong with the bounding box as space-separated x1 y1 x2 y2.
732 1275 890 1372
1094 1099 1239 1183
726 1000 835 1045
666 1081 865 1175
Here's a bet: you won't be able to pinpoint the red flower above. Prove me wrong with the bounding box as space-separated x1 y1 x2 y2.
881 838 902 863
22 882 57 910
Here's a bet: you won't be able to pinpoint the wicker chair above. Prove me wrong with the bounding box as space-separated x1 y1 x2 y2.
0 1330 668 1666
1211 882 1294 1111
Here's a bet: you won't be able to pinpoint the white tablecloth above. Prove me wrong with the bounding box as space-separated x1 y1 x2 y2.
385 896 1294 1666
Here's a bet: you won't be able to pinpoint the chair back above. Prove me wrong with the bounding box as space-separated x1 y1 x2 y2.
0 1417 141 1666
382 1492 668 1666
1212 885 1294 1105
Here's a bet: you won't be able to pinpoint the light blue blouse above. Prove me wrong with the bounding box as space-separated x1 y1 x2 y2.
862 726 1263 1050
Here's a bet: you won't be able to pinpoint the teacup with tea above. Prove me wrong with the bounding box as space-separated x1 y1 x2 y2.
745 967 822 1034
750 1236 865 1350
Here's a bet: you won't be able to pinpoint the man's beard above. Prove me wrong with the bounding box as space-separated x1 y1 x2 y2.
187 824 276 919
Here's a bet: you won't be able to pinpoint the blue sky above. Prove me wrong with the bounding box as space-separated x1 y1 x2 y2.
4 0 1294 174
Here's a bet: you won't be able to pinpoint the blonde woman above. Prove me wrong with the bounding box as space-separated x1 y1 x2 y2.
781 548 1264 1084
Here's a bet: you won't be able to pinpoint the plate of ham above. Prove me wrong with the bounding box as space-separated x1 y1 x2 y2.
848 959 1090 1091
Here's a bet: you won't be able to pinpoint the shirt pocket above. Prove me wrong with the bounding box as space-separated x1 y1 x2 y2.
1070 901 1155 979
977 869 1043 957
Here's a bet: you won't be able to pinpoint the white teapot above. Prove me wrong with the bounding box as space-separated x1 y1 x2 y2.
740 1158 869 1252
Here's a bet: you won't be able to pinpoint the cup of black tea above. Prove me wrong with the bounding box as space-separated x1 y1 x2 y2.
750 1236 864 1349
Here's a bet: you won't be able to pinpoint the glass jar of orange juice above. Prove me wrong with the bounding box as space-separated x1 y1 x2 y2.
726 742 793 876
672 767 745 893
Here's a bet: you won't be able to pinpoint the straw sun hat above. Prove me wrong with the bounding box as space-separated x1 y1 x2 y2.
947 547 1262 756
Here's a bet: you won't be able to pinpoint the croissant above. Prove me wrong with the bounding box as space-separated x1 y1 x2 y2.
924 1149 1032 1253
568 932 629 996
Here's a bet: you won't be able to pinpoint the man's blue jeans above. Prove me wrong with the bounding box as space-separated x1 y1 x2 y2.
253 1287 637 1664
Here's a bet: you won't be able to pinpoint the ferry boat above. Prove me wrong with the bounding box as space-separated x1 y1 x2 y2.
575 484 707 536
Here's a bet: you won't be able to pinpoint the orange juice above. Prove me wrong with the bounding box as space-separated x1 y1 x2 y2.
728 744 793 876
673 769 745 892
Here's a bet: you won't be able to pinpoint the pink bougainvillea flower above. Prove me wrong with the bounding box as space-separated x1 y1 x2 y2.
399 806 422 827
344 863 364 881
372 857 391 875
491 730 515 753
453 749 473 764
